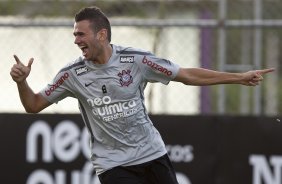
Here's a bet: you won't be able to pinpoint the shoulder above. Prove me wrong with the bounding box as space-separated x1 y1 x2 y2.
58 56 86 74
114 44 154 56
113 45 155 66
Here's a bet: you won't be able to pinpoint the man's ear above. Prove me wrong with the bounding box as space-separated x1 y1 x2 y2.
97 29 107 41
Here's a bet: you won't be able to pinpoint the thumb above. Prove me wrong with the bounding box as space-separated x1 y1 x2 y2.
27 58 34 68
253 73 261 78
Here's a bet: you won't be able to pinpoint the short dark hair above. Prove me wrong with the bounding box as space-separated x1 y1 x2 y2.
75 6 111 42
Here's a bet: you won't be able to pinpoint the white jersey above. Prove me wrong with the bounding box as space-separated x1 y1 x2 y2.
40 44 180 174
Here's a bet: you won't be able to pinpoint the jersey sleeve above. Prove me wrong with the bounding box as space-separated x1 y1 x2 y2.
40 70 74 104
136 54 180 85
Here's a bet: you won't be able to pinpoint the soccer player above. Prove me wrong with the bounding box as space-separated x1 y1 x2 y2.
10 6 274 184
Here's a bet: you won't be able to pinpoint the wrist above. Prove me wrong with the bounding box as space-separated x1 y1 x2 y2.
16 80 28 86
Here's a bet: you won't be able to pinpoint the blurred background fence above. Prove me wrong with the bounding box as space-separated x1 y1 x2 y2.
0 0 281 116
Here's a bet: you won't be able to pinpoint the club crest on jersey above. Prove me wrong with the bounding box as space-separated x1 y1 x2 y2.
118 70 133 87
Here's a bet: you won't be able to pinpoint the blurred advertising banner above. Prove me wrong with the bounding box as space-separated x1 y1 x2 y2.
0 114 282 184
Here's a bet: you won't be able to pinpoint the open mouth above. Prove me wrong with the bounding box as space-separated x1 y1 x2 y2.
79 46 88 56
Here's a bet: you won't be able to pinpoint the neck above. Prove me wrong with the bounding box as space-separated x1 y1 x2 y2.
92 44 112 65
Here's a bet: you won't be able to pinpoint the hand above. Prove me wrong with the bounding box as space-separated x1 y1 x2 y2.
10 55 34 83
241 68 275 86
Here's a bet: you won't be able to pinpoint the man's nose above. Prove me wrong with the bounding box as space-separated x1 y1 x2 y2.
74 36 80 44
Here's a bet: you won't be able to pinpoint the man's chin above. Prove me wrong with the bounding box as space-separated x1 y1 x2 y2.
83 56 94 62
82 53 89 59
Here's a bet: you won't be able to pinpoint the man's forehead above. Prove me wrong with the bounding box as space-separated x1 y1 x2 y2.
73 20 97 36
74 20 88 27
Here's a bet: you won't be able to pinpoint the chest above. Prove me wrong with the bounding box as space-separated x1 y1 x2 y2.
74 65 142 100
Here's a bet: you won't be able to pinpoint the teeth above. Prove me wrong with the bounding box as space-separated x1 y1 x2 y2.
79 45 87 49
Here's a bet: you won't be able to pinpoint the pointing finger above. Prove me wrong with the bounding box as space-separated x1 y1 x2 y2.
13 55 22 65
258 68 275 75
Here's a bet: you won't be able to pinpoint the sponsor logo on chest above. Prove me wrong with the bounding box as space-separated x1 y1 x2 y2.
75 66 88 76
120 56 134 63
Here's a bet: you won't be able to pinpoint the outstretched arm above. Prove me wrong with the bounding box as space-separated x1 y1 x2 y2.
173 67 275 86
10 55 51 113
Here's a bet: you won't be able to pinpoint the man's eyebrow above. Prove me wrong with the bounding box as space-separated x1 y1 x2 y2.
73 31 84 36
